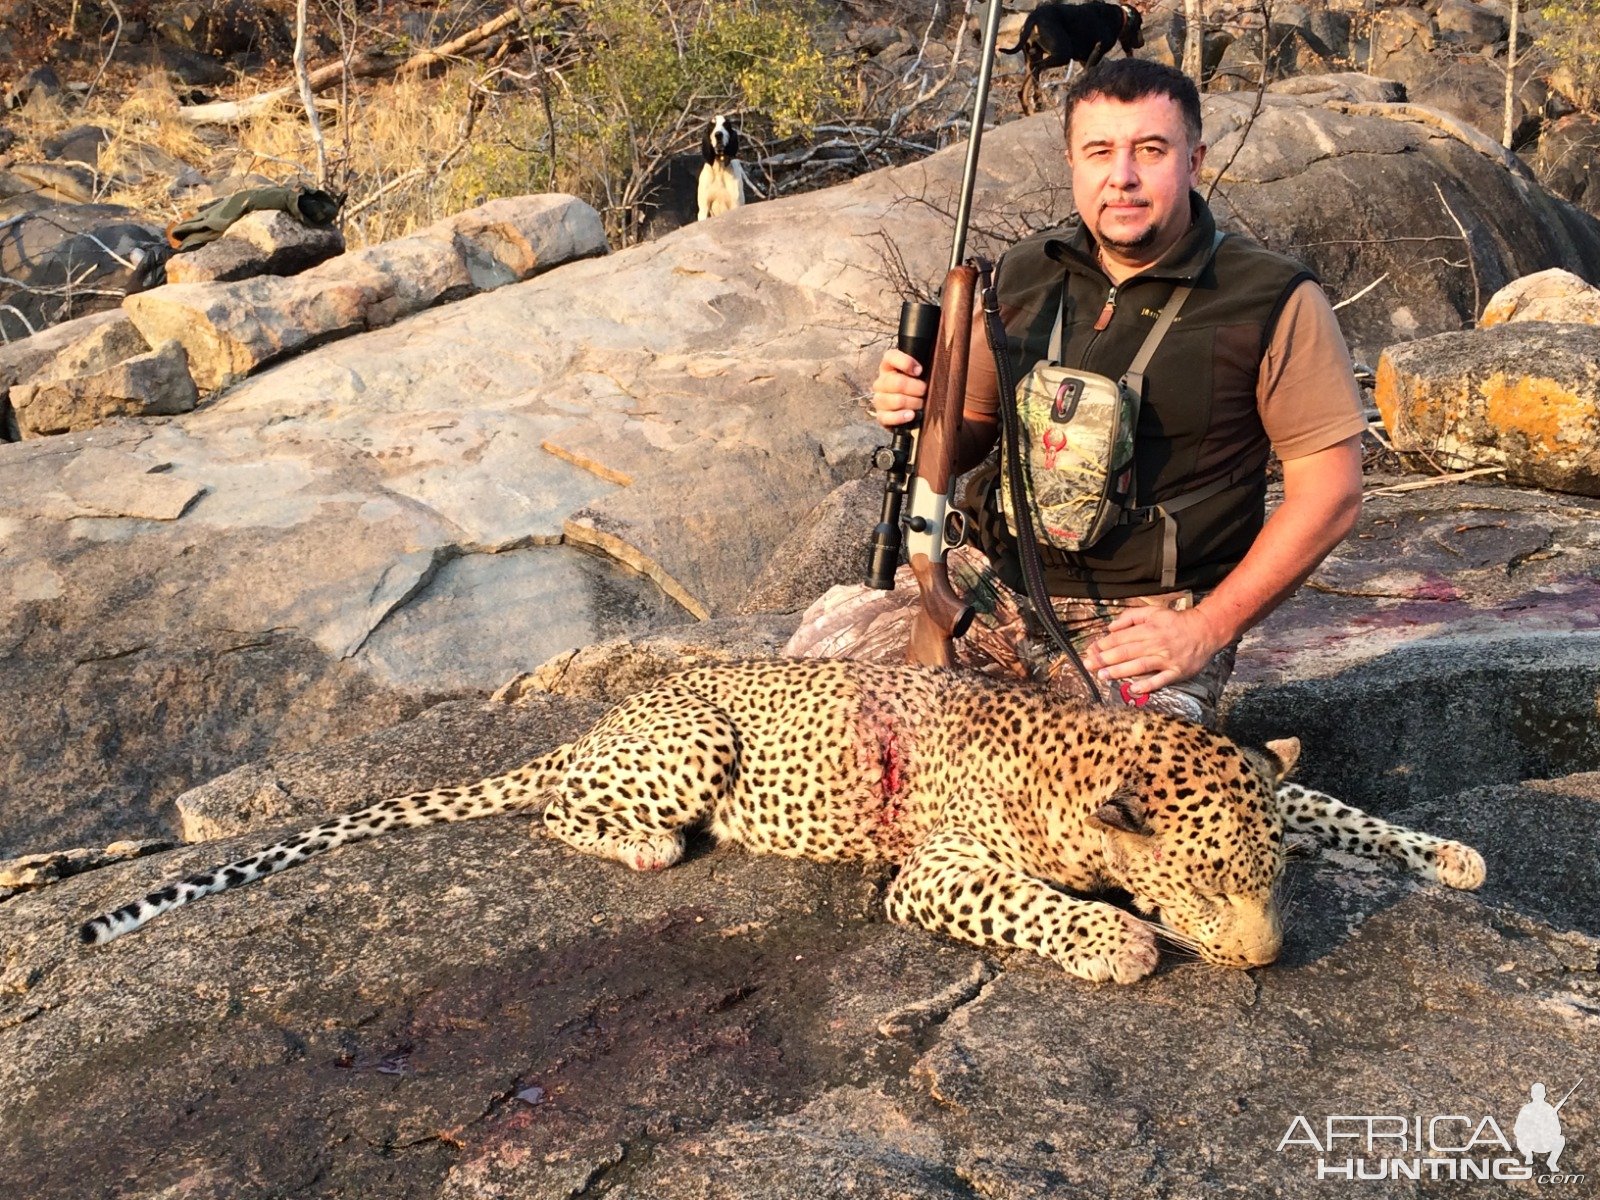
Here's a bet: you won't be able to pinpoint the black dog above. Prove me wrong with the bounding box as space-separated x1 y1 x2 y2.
1001 2 1146 115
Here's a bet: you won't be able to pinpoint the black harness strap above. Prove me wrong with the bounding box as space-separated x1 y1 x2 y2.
979 258 1102 700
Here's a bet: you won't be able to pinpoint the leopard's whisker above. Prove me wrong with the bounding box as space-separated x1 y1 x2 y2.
1140 915 1204 954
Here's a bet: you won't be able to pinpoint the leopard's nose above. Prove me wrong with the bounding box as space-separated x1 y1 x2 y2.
1242 931 1282 967
1227 897 1283 966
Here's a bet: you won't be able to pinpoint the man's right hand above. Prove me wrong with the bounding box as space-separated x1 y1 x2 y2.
870 349 927 428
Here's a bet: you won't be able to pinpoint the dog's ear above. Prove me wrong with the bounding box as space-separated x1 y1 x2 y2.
1125 6 1145 48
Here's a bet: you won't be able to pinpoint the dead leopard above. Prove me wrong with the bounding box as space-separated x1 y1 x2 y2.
81 660 1485 983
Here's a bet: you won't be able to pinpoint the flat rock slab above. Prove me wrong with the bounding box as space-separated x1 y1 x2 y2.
0 838 170 895
0 763 1593 1198
173 692 612 840
1223 482 1600 804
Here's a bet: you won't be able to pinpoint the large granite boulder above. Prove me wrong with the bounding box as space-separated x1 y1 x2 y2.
123 193 608 391
0 308 130 439
1200 88 1600 354
1369 5 1437 75
0 672 1594 1198
1479 266 1600 326
152 0 292 62
163 209 348 285
1210 21 1339 92
1433 0 1508 50
8 337 198 436
0 204 168 341
1374 321 1600 495
1531 111 1600 220
122 271 386 392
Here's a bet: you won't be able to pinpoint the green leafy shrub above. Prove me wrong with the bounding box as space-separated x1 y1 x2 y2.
451 0 847 243
1538 0 1600 113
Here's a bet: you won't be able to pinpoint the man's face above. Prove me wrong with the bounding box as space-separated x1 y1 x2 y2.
1066 93 1206 258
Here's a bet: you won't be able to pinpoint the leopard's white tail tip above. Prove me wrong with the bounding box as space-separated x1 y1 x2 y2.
81 877 225 945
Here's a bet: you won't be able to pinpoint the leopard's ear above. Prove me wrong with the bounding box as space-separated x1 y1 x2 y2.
1262 737 1301 783
1090 790 1152 837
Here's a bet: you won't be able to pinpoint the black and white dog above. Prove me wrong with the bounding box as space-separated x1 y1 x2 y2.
697 115 747 220
1001 2 1146 115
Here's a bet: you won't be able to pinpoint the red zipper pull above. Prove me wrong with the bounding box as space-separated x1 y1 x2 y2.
1093 286 1118 331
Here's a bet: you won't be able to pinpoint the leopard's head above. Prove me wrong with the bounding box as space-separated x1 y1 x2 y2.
1090 721 1295 969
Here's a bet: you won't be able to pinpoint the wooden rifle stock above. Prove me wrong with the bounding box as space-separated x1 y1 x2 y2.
862 0 1003 668
905 264 978 668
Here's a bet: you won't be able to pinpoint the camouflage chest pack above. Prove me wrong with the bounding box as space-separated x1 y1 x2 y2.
1001 296 1164 553
983 231 1229 591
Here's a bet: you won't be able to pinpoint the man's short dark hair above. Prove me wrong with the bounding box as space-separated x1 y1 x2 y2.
1061 59 1204 149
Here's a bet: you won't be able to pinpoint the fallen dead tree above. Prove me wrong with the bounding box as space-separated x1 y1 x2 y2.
176 2 577 126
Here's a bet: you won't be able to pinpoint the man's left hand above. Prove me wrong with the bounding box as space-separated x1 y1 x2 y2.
1080 606 1230 696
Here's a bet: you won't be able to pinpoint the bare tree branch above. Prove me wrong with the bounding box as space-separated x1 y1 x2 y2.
295 0 329 186
83 0 123 105
178 3 577 126
1205 0 1274 205
1 304 39 340
342 82 486 218
1332 272 1390 311
1434 182 1481 321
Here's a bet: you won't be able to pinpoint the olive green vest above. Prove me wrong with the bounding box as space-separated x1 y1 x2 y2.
992 192 1314 598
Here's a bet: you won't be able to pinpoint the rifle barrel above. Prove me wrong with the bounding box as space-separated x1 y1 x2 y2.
950 0 1006 271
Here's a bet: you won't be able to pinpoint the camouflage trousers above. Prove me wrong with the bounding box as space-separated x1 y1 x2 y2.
1023 578 1237 728
783 543 1237 728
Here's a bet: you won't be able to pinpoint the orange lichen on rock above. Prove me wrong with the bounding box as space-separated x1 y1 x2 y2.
1481 373 1596 455
1374 323 1600 495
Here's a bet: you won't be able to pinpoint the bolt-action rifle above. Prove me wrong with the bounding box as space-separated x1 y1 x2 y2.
864 0 1006 668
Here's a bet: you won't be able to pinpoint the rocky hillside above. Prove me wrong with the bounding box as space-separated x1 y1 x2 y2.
2 5 1599 1196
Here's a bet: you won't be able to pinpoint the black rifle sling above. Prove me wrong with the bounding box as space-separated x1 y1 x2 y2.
977 260 1101 700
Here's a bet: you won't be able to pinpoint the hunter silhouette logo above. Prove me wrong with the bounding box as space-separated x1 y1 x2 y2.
1516 1080 1580 1172
1276 1079 1585 1184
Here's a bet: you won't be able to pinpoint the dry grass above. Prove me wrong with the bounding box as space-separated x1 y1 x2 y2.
6 65 496 248
3 0 866 249
229 68 488 245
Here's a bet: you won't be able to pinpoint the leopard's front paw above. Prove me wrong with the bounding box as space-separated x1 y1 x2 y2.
1434 841 1486 890
1056 906 1160 985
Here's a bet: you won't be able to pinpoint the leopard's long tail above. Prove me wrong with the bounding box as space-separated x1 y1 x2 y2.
79 746 574 947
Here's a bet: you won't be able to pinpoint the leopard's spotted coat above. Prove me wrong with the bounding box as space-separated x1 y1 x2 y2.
81 661 1485 982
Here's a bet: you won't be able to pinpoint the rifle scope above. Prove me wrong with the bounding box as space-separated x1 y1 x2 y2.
864 299 941 590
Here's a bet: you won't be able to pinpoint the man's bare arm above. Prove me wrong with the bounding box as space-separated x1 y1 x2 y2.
1082 434 1364 693
1192 433 1364 642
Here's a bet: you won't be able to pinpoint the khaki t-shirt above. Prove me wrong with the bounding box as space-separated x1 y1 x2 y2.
1257 278 1368 459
